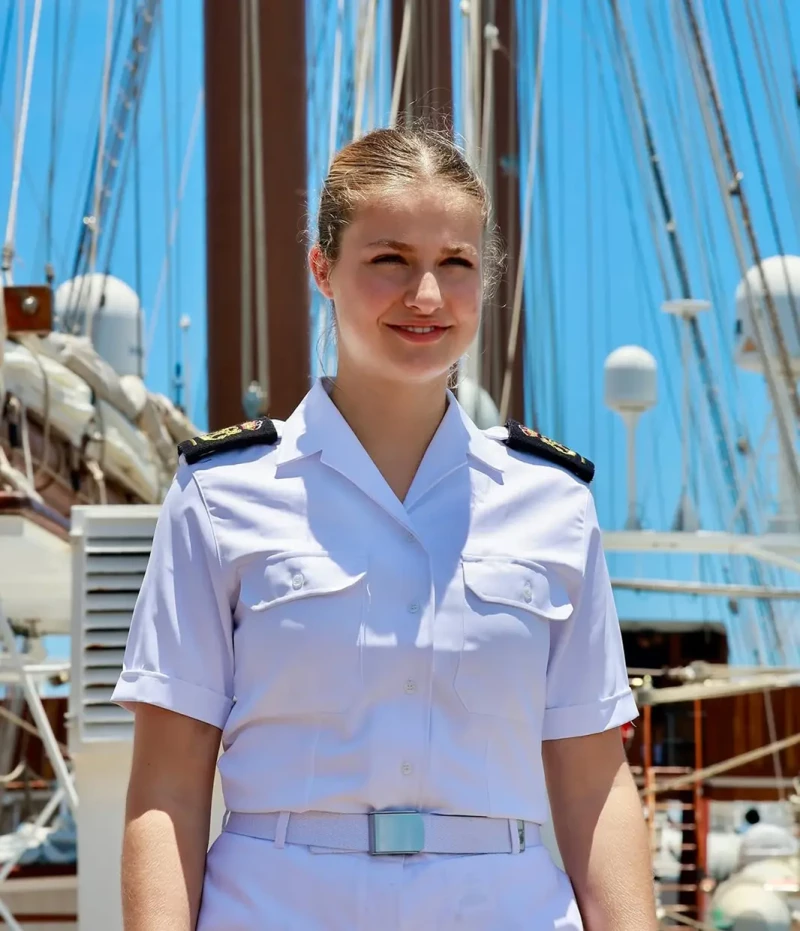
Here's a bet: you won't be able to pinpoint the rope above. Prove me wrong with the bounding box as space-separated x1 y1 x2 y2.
0 761 25 784
389 0 412 128
0 2 13 114
88 0 115 274
144 88 203 362
44 0 59 280
248 0 269 410
0 704 70 758
778 0 800 136
132 0 143 378
746 0 800 242
499 0 549 422
239 0 252 407
157 0 173 399
719 0 800 343
353 0 378 135
660 910 720 931
3 0 42 283
676 4 794 660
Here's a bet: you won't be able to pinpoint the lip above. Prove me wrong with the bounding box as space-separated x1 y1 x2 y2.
386 323 450 344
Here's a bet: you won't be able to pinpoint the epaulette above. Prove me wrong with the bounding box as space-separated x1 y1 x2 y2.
504 420 594 484
177 419 278 465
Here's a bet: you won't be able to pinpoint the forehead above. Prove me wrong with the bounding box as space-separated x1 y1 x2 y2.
343 183 483 250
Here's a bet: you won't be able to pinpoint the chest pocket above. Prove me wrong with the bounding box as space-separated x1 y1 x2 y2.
236 552 367 716
454 557 572 721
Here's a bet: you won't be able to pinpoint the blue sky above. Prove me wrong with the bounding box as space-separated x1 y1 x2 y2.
4 0 800 664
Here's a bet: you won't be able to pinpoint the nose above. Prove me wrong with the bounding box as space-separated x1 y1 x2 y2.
406 270 443 314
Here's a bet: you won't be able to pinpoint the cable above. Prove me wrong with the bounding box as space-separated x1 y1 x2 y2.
581 0 595 455
2 0 42 283
0 1 15 117
778 0 800 136
682 0 800 507
676 3 791 662
746 0 800 242
499 0 548 422
88 0 116 275
133 0 143 379
248 0 269 409
44 0 59 281
239 0 252 405
719 0 800 338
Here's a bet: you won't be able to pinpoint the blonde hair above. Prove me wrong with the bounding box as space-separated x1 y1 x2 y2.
316 124 504 294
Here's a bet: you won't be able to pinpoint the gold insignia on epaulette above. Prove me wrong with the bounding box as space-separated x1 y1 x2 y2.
519 425 578 458
504 419 595 483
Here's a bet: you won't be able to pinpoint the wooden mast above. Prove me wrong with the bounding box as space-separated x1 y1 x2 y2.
391 0 454 125
204 1 310 429
390 0 525 422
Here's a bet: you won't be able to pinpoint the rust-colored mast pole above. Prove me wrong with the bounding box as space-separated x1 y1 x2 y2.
204 1 310 429
391 0 453 126
390 1 525 422
484 0 525 422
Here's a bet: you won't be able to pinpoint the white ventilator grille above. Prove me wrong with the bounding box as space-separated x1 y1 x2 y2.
70 505 161 747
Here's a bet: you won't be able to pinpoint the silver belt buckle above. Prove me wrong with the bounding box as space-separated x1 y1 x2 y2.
368 811 425 856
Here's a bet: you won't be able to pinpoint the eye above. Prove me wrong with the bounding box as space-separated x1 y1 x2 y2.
372 253 406 264
443 256 474 268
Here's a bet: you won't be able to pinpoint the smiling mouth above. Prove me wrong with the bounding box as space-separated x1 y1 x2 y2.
386 324 450 343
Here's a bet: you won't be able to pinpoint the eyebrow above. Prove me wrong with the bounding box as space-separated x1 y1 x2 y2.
365 238 479 257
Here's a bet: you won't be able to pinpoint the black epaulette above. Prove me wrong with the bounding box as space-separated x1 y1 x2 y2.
177 419 278 465
504 420 594 484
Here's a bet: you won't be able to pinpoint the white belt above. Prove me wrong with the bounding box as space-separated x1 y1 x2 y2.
223 810 539 856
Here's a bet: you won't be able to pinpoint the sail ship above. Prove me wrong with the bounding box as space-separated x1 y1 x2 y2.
2 0 800 927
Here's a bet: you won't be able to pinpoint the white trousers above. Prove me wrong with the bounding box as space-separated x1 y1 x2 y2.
197 830 583 930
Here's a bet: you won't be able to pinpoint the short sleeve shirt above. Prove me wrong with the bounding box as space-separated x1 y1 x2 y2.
113 379 637 824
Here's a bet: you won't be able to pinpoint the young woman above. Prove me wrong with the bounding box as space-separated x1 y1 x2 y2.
114 125 657 930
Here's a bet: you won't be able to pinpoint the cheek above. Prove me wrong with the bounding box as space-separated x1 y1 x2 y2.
347 271 401 319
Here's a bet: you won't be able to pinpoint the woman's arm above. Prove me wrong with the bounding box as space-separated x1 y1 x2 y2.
543 728 658 931
122 704 222 931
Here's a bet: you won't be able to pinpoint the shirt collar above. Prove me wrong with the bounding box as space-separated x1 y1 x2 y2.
275 378 505 515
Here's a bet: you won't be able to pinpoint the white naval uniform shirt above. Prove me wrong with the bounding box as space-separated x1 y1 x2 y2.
113 377 637 827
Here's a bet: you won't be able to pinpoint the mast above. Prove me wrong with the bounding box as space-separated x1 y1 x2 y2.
484 0 524 422
391 0 453 126
389 0 525 423
204 1 309 429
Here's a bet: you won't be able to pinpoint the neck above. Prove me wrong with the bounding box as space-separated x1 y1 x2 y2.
328 367 449 500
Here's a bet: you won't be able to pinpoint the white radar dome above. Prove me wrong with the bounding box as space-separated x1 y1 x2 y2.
603 345 657 414
739 823 798 867
458 376 501 429
709 878 791 931
735 255 800 376
54 274 143 378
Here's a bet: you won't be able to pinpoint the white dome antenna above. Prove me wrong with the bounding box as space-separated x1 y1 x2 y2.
662 299 710 532
604 345 657 529
54 274 144 378
734 256 800 532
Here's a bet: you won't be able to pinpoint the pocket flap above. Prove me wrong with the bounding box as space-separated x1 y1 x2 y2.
462 557 572 621
251 552 366 611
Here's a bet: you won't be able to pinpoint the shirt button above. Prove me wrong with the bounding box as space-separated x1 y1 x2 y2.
406 530 415 541
401 762 413 776
291 573 304 590
408 602 420 614
404 679 416 694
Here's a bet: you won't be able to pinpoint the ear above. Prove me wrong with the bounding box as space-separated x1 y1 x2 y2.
309 244 334 300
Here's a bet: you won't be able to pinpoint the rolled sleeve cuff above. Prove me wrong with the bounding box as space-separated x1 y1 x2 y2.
112 670 233 730
542 688 638 741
